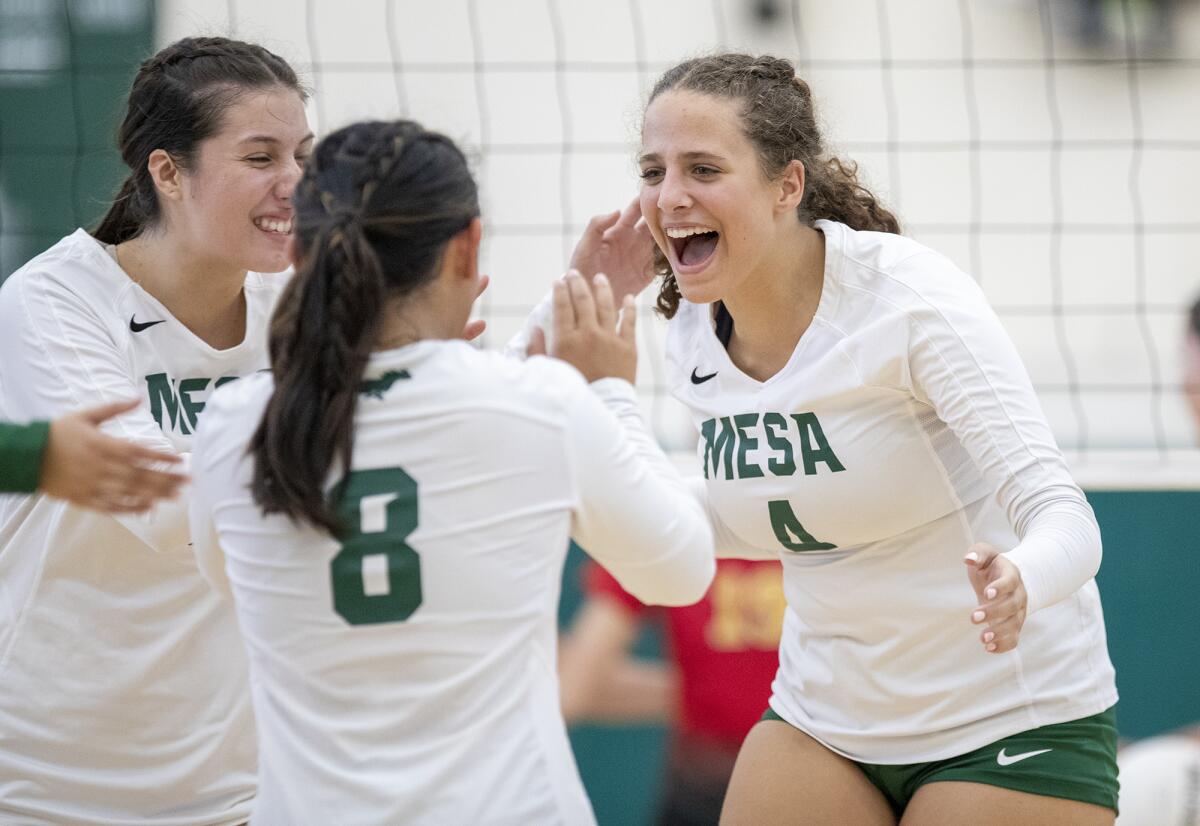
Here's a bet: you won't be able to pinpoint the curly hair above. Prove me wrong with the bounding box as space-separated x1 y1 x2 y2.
645 53 900 318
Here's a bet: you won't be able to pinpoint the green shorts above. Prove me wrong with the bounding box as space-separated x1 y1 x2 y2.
761 706 1119 815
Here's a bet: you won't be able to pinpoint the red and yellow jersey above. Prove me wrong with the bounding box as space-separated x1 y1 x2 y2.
586 558 782 745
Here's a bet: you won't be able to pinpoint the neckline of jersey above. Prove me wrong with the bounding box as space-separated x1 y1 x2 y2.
699 219 844 389
367 337 467 371
74 228 262 358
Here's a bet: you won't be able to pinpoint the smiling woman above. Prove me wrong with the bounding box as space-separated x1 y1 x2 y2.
0 36 308 825
619 53 1121 826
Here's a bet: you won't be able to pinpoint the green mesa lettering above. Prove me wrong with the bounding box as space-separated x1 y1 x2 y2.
702 412 845 480
145 373 239 434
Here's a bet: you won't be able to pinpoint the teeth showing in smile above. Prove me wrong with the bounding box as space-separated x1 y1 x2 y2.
665 225 720 267
254 217 293 235
665 226 716 239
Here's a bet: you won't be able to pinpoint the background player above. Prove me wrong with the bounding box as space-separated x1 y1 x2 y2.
1111 296 1200 825
0 37 308 823
0 399 184 511
560 557 783 826
187 119 715 825
1182 293 1200 439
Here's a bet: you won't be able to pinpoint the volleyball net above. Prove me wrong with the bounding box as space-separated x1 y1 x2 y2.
4 0 1199 485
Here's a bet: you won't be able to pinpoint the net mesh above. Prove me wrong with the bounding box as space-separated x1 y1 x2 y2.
7 0 1200 484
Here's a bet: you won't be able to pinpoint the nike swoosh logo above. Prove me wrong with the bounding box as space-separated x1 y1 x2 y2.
996 747 1052 766
130 315 166 333
691 368 718 385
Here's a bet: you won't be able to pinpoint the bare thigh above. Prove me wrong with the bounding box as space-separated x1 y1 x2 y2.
901 781 1115 826
719 720 896 826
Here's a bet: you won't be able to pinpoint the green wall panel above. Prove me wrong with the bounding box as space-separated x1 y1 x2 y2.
0 0 153 278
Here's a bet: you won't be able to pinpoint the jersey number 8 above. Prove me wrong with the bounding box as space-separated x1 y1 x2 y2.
329 467 422 625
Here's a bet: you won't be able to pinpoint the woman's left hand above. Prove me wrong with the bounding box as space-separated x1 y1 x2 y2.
964 542 1028 654
529 270 637 384
568 198 656 303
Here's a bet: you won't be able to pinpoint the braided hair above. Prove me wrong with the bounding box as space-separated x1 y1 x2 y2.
644 53 900 319
92 36 305 245
249 120 480 533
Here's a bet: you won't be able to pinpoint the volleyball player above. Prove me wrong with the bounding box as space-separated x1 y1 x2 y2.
187 119 714 825
1111 297 1200 825
565 53 1118 824
560 557 783 825
0 37 310 822
0 399 184 510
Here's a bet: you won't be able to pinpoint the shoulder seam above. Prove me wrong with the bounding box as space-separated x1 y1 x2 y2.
839 276 1036 480
13 268 119 414
838 246 940 283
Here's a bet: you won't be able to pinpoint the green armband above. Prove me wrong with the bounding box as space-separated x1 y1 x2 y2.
0 420 51 493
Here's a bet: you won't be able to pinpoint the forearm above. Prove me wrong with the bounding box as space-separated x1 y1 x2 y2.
1004 487 1102 614
0 420 50 493
558 597 676 725
572 379 715 606
571 661 677 725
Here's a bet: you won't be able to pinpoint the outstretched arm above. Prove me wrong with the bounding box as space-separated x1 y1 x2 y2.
559 593 676 724
38 399 186 512
903 252 1100 654
544 271 715 607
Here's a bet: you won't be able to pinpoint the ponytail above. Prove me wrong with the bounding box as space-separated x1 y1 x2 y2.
251 217 387 534
249 120 479 533
93 175 150 245
805 156 900 235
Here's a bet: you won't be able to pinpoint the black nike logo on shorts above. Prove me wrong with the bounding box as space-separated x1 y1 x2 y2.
691 368 718 385
130 315 166 333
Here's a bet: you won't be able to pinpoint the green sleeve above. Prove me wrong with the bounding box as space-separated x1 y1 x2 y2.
0 420 51 493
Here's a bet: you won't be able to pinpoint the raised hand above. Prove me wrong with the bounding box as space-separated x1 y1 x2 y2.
532 270 637 384
964 542 1029 654
40 399 187 513
569 198 657 304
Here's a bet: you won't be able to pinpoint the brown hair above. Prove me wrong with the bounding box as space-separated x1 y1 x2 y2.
645 53 900 318
93 36 306 245
249 120 479 534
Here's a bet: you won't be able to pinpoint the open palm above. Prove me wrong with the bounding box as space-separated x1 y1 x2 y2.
569 198 657 303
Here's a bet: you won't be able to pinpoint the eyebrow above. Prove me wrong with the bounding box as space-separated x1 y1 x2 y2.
238 133 316 146
638 150 727 164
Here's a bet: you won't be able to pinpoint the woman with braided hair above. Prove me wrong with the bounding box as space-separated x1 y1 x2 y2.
0 36 311 822
569 52 1119 824
186 119 714 824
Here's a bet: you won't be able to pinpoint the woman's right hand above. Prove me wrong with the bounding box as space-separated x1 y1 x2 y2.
40 399 187 513
530 270 637 384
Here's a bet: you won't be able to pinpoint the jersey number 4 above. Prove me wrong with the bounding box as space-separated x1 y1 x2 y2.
329 467 422 625
768 500 836 552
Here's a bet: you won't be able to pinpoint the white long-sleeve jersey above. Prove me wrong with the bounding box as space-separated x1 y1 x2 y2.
0 230 278 824
189 340 714 826
666 219 1117 763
